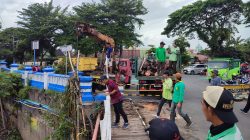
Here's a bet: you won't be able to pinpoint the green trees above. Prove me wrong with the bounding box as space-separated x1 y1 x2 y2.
0 27 26 64
235 39 250 62
173 36 191 65
0 73 23 129
17 1 68 65
162 0 243 56
244 1 250 26
0 0 147 64
74 0 147 54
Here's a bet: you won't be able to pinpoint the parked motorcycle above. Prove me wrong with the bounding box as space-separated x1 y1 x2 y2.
221 74 249 102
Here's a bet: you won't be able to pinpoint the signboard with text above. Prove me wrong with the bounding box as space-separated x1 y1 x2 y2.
32 40 39 50
60 45 72 52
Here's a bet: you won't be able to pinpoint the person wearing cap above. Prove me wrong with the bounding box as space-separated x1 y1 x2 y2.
170 73 192 128
100 75 129 129
155 71 173 118
145 118 183 140
169 41 180 73
211 70 221 86
156 42 166 75
202 86 243 140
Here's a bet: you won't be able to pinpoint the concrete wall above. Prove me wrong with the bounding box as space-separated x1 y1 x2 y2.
17 108 53 140
4 90 53 140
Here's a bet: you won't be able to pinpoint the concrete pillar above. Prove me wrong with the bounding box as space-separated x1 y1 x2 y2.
43 67 54 90
10 63 19 72
24 66 32 86
0 61 7 72
100 95 111 140
0 61 7 68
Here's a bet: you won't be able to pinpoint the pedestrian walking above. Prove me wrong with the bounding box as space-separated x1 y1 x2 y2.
156 41 166 75
155 71 173 118
170 73 192 128
240 93 250 114
100 75 129 129
211 70 221 86
145 118 183 140
201 86 243 140
169 41 180 73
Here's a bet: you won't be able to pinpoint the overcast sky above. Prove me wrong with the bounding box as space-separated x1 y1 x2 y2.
1 0 250 49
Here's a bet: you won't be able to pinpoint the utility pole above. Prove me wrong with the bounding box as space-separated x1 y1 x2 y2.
12 35 19 63
32 41 39 66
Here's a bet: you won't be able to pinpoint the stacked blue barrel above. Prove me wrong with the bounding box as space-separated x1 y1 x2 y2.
0 61 7 69
10 63 19 72
80 76 94 102
68 71 84 76
79 76 106 102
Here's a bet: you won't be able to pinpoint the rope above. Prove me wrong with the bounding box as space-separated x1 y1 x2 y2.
16 100 59 117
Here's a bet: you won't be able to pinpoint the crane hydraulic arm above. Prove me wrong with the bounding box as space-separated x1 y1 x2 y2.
76 22 115 48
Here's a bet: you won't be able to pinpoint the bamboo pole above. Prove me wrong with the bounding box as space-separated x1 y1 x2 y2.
70 50 87 139
92 113 101 140
0 98 6 129
76 50 80 78
68 51 75 73
76 105 80 140
68 51 81 140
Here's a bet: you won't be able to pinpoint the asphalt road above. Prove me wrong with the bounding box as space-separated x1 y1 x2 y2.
127 74 250 139
182 75 250 139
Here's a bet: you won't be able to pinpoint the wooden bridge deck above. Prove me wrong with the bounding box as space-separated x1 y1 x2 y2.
112 115 149 140
111 100 149 140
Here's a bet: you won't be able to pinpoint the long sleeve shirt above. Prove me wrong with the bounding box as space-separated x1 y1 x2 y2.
172 81 185 103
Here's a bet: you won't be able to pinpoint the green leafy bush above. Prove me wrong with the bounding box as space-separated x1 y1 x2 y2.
54 58 71 74
0 72 23 98
18 86 32 99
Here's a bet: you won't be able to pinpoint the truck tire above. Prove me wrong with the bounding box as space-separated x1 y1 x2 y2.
150 91 161 97
139 91 147 96
125 77 131 89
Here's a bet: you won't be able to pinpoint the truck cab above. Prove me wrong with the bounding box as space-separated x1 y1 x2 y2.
115 59 132 87
207 58 240 81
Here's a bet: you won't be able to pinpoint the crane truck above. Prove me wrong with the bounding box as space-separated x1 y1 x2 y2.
75 22 132 90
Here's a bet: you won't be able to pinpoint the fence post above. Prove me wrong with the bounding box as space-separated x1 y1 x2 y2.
0 61 7 72
100 95 111 140
43 67 54 90
24 66 32 86
10 63 19 73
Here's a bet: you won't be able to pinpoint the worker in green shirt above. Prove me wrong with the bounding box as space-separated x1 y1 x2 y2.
169 41 180 73
156 42 166 75
155 71 173 118
202 86 243 140
170 73 192 128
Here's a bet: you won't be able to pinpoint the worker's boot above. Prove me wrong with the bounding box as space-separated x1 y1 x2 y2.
170 113 175 122
183 114 192 128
